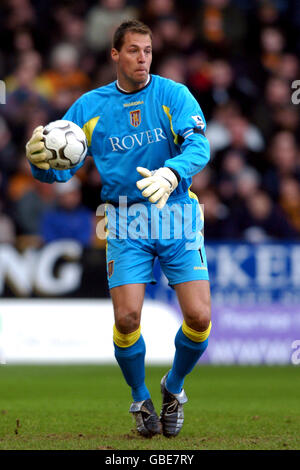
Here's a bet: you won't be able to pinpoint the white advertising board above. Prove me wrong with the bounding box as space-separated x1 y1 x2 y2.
0 300 181 364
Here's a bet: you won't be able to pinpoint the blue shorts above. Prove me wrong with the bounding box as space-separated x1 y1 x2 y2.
105 192 209 289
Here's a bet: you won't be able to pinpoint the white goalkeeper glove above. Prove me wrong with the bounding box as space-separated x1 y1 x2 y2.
25 125 50 170
136 166 179 209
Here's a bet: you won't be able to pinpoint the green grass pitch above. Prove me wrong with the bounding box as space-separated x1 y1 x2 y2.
0 364 299 450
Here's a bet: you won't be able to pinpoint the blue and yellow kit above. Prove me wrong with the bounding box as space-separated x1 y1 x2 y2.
30 74 211 287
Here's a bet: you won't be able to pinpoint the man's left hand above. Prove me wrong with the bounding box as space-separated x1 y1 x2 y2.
136 166 178 209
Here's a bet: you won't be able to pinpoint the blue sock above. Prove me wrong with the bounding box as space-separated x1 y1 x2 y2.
166 326 209 394
114 335 150 402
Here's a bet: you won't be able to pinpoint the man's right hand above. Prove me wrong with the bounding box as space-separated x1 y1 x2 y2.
25 125 50 170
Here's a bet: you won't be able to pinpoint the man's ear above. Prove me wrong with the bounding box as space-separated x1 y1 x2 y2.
111 48 119 63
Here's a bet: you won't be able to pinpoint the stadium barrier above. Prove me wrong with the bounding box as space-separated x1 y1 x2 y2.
0 241 299 365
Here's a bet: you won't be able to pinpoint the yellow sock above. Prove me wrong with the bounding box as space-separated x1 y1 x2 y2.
182 320 212 342
113 324 141 348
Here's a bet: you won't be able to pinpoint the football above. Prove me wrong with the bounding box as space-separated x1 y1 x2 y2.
42 120 88 170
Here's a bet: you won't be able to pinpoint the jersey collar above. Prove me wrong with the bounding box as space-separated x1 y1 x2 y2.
115 75 152 94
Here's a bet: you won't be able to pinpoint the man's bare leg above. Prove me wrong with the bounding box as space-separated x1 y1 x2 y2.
110 283 161 436
160 280 212 437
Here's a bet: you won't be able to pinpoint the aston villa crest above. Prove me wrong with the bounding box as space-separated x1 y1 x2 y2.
130 109 141 127
108 260 114 278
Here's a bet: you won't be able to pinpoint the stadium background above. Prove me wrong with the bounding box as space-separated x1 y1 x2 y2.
0 0 300 452
0 0 300 378
1 0 300 365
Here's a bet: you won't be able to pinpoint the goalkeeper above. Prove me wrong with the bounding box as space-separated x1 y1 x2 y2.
26 20 212 438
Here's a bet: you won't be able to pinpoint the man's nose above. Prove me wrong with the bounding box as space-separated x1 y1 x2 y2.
138 52 146 62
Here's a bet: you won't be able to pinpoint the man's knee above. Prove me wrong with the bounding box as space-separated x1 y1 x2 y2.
114 308 141 334
183 300 211 332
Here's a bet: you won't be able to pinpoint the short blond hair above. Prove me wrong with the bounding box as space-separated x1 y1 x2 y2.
112 20 152 51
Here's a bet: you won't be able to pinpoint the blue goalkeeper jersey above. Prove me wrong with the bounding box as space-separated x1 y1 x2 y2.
31 74 210 204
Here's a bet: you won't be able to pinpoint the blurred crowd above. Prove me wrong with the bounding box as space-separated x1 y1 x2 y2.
0 0 300 248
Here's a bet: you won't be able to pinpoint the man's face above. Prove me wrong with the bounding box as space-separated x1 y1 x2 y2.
111 32 152 88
